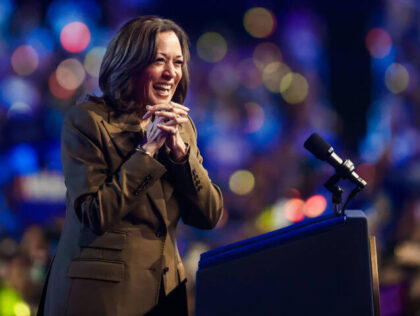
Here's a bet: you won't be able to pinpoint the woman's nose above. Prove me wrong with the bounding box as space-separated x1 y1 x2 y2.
163 63 176 78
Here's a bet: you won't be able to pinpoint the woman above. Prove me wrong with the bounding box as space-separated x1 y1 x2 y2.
38 16 223 316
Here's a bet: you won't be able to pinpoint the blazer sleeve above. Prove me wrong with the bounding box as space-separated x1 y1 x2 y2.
164 116 223 229
61 105 167 234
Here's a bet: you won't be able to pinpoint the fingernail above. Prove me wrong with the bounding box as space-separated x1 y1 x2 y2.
146 105 152 109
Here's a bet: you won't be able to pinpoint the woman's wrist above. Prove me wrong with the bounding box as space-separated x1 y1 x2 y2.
170 141 188 162
141 143 158 157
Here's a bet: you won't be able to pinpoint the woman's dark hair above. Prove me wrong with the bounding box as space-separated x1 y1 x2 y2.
89 16 190 113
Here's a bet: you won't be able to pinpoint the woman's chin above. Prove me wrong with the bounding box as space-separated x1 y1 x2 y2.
150 96 173 105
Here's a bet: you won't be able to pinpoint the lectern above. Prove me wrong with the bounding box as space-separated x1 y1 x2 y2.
195 211 380 316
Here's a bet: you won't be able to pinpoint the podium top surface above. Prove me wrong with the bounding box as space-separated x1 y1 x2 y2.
199 210 367 270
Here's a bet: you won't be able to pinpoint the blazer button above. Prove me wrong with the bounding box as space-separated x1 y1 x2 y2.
163 267 169 274
155 230 162 238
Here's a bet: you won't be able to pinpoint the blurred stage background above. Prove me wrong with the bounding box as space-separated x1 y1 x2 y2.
0 0 419 315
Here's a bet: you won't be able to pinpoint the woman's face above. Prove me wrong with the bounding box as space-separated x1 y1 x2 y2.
135 31 184 106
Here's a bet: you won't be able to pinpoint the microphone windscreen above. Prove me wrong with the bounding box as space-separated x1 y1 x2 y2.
304 133 333 161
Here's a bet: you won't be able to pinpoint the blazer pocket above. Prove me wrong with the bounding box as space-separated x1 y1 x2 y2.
68 259 124 282
79 230 126 250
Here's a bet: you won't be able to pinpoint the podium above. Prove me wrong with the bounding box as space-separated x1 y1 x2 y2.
195 211 380 316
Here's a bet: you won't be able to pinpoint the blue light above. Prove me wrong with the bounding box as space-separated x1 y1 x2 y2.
120 0 153 7
25 27 56 59
44 141 62 171
0 193 18 234
247 106 282 151
46 0 101 37
0 77 39 110
8 143 39 175
0 0 14 26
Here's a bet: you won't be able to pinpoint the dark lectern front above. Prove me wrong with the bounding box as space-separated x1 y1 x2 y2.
195 211 379 316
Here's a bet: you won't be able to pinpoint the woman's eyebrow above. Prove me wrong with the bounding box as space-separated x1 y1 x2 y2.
157 52 183 59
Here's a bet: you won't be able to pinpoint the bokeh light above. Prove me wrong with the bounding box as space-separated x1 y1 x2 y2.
26 27 55 59
366 28 392 59
13 301 30 316
11 45 39 76
0 287 23 316
244 7 277 38
196 32 227 63
256 199 290 232
229 170 255 195
47 1 101 37
253 42 282 70
8 102 32 117
60 21 91 53
0 77 39 109
385 63 409 94
0 0 14 25
56 58 86 90
205 134 251 167
256 208 275 232
49 71 75 99
284 198 305 222
280 72 309 104
303 195 327 218
84 47 106 77
9 144 39 175
262 62 290 93
244 102 265 133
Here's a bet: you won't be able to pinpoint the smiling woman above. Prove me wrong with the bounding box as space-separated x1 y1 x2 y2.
134 31 184 105
37 16 223 316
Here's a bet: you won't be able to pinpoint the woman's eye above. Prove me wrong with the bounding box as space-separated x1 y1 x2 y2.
155 58 165 63
175 60 184 66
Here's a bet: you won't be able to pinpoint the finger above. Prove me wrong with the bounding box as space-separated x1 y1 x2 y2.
144 106 188 119
146 104 173 112
170 108 189 117
157 124 177 135
159 117 188 127
147 103 190 113
170 102 190 112
142 111 152 119
147 120 163 139
155 111 189 123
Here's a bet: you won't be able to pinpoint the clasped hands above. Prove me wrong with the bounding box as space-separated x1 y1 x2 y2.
141 102 189 161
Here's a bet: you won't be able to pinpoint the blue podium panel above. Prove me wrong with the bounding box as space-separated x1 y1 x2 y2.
196 211 375 316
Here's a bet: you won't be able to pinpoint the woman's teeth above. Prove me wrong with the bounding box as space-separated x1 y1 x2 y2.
153 84 171 96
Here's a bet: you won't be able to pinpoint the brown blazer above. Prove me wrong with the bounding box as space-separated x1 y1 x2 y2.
39 101 223 316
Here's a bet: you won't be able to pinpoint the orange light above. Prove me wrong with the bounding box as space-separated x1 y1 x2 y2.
284 198 305 222
11 45 39 76
49 71 75 99
303 195 327 218
244 7 277 38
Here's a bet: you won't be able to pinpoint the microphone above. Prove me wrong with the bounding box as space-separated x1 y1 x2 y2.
304 133 367 189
